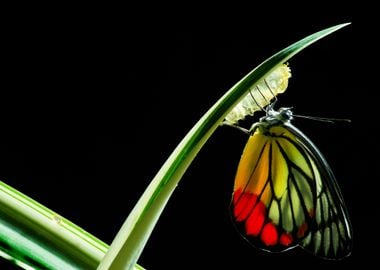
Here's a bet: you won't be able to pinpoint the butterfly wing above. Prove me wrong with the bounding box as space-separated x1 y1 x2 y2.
231 122 352 259
286 124 352 259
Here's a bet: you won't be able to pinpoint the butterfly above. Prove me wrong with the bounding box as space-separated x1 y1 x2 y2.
229 106 352 259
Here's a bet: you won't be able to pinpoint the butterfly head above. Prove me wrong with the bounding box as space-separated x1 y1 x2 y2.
260 107 293 126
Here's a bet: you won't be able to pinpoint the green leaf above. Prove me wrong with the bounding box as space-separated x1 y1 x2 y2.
0 181 144 270
97 23 351 270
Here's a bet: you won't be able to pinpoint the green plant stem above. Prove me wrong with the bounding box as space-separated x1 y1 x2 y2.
0 181 144 270
98 23 351 270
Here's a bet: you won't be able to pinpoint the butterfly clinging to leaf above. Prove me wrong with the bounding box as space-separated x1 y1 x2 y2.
225 64 352 259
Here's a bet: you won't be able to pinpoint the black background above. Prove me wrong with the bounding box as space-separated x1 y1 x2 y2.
1 4 375 270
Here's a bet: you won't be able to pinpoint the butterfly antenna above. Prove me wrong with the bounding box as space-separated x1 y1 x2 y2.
292 114 351 124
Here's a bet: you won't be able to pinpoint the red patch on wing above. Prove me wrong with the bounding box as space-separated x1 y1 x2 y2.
261 222 278 246
280 233 293 246
297 223 308 238
245 201 266 236
233 189 242 205
233 190 295 248
233 190 258 222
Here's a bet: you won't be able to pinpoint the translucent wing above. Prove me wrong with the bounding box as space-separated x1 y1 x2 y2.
287 124 353 259
230 122 352 259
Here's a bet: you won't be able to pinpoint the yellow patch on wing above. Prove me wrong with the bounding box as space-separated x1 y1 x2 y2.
234 131 268 191
271 141 289 199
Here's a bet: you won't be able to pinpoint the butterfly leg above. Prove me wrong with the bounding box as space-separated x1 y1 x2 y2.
220 121 250 135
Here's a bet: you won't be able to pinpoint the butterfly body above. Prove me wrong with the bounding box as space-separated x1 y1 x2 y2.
231 107 352 259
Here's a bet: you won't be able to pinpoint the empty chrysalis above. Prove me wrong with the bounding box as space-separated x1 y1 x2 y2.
224 64 291 124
